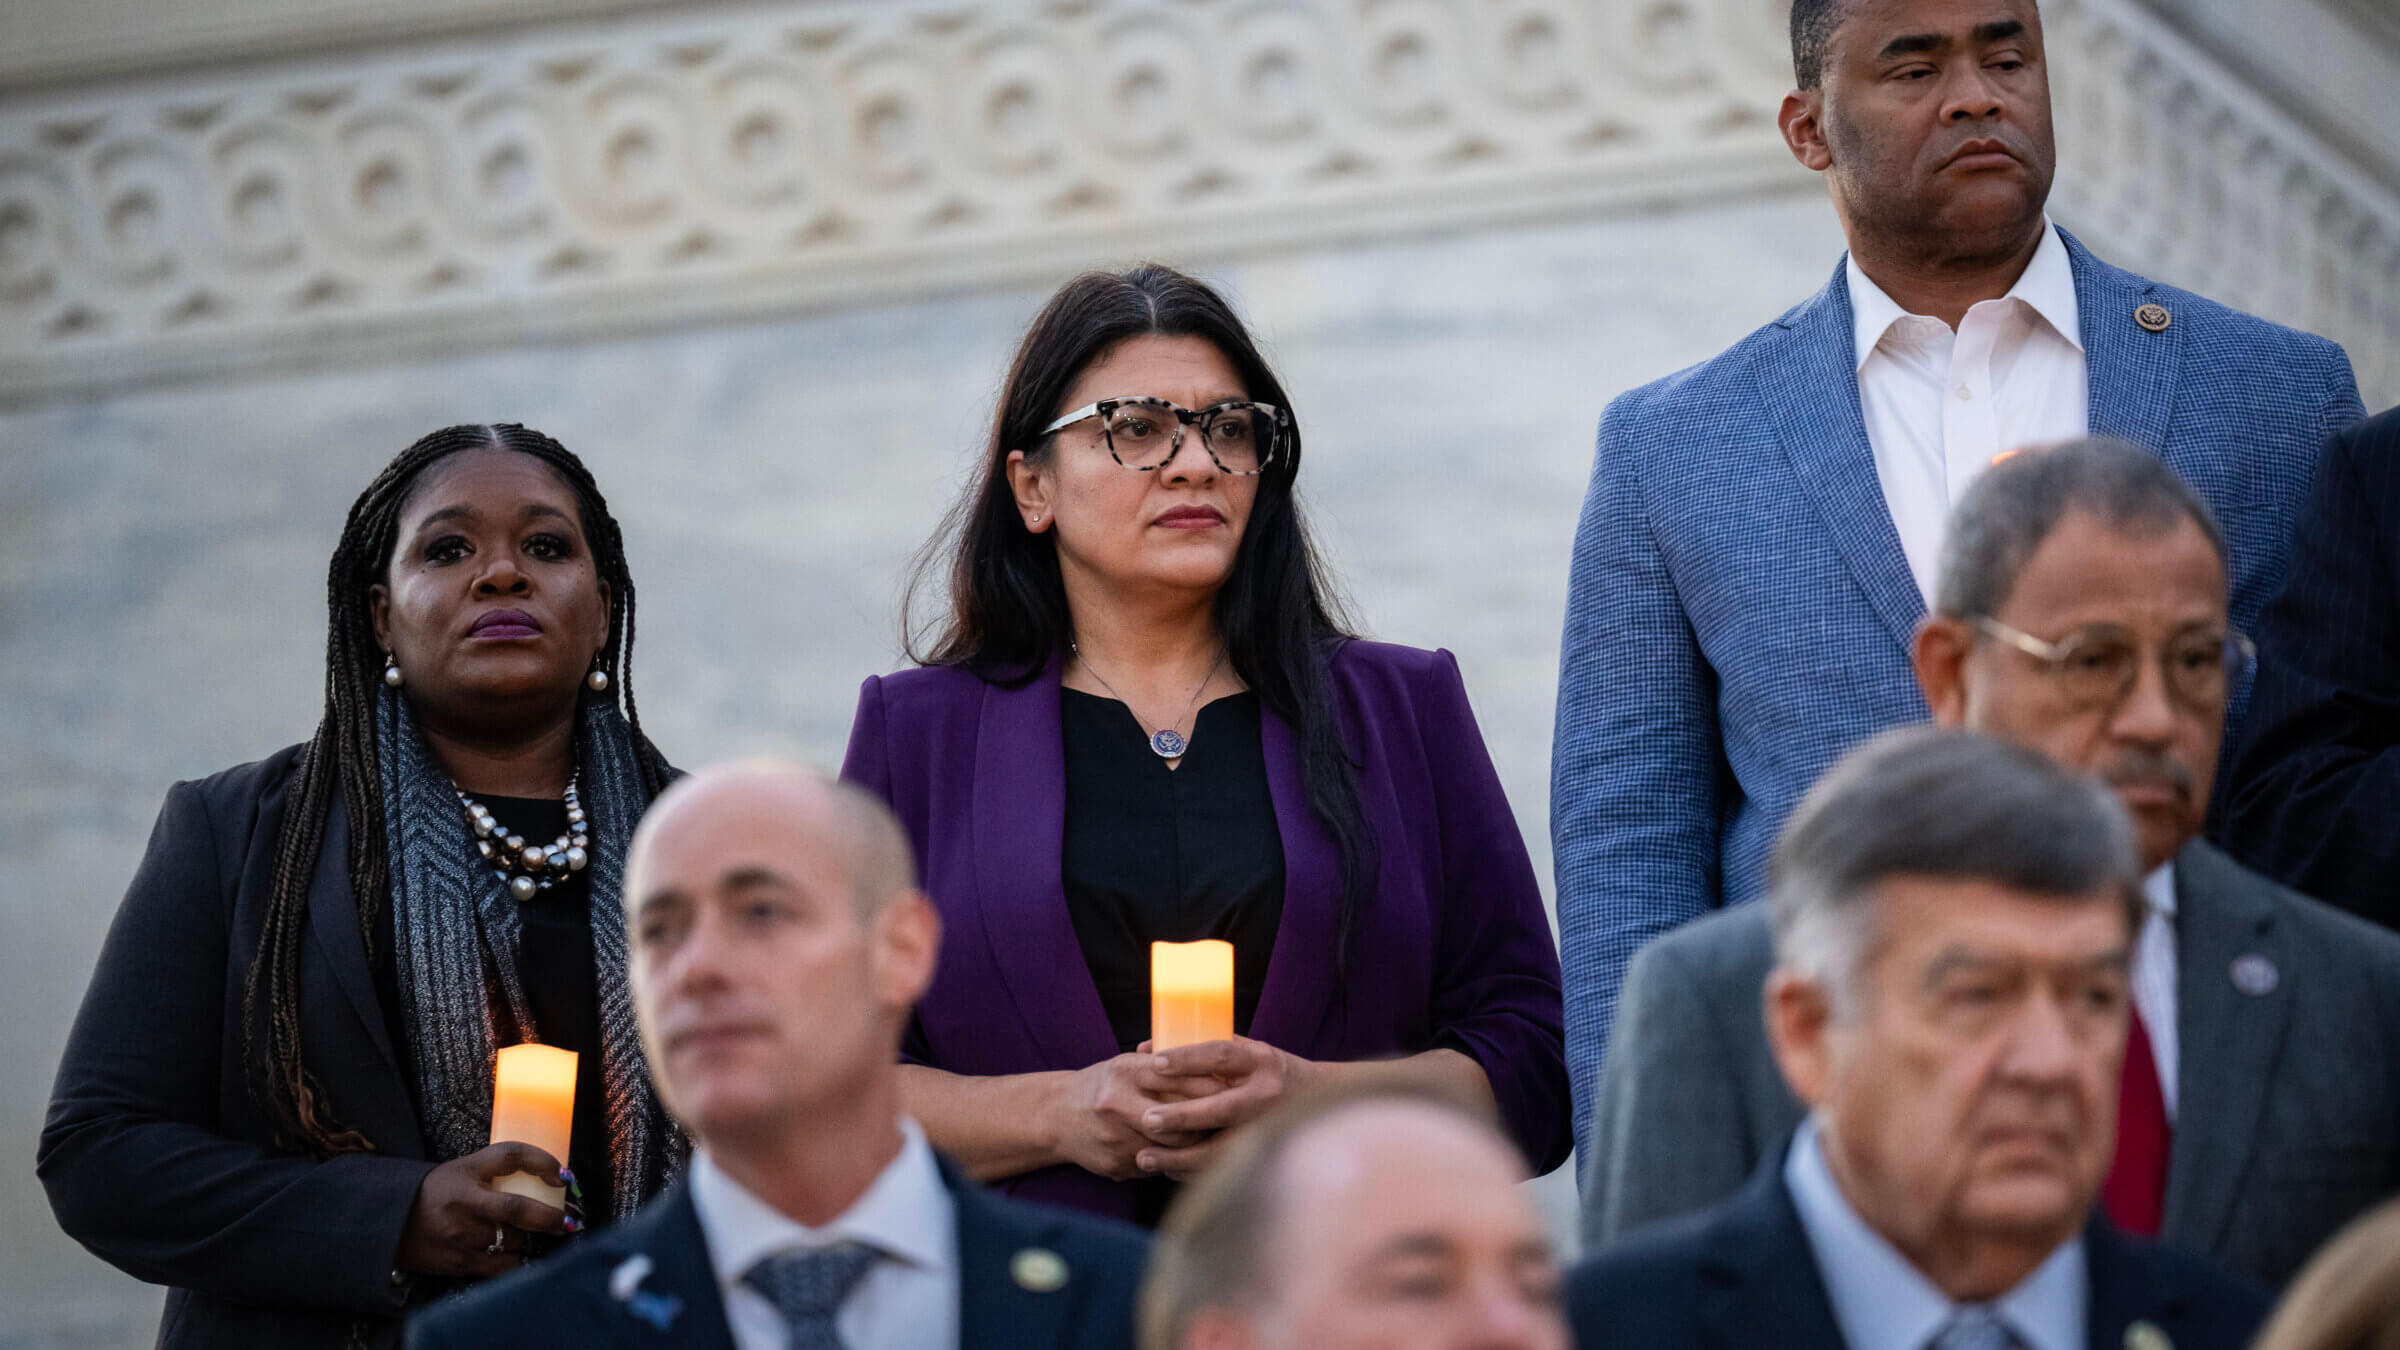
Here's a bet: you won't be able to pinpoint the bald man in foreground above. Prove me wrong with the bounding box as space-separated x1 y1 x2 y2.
409 763 1149 1350
1140 1081 1568 1350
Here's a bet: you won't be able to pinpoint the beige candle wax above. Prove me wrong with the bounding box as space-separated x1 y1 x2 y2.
1150 940 1235 1051
489 1043 576 1210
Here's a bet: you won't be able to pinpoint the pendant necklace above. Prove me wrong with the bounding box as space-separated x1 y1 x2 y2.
455 772 591 901
1071 640 1227 760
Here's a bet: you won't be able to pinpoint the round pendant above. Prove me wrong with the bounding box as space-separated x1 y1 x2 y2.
1150 728 1188 759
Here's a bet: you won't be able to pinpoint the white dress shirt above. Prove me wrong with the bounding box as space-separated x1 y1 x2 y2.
1850 220 2089 605
1786 1118 2087 1350
690 1118 960 1350
2133 863 2180 1123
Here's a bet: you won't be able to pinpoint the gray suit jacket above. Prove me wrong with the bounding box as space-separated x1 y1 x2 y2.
1581 839 2400 1285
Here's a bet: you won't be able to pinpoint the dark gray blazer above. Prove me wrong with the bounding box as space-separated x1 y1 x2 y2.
1581 838 2400 1285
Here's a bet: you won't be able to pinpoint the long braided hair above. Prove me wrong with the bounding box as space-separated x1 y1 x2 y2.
245 423 671 1156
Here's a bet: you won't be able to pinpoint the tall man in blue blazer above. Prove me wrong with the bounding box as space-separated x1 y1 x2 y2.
1569 728 2270 1349
408 764 1147 1350
1549 0 2367 1155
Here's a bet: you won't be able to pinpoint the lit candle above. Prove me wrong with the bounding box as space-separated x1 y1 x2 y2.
490 1043 576 1210
1151 940 1234 1050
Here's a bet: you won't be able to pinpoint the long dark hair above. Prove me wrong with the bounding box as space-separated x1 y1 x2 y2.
906 264 1378 971
245 423 671 1155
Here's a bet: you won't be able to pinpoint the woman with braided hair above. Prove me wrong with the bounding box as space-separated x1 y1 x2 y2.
40 424 682 1350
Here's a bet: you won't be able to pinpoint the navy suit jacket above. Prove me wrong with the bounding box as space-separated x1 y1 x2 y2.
1567 1143 2269 1350
1552 229 2365 1159
2224 405 2400 930
842 640 1571 1221
404 1157 1148 1350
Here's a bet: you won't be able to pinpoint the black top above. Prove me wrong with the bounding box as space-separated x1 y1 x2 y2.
373 794 616 1227
1059 689 1286 1053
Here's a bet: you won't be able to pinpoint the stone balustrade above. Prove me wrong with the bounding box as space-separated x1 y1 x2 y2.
0 0 2389 402
2048 0 2399 405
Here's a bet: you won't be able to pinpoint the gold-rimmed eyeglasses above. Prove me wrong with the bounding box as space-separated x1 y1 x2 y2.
1039 396 1287 475
1971 615 2256 712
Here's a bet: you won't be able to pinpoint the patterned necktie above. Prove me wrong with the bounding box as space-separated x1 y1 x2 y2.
741 1242 881 1350
1925 1306 2028 1350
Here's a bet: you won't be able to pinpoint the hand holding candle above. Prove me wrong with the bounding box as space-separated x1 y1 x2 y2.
1151 940 1234 1050
489 1043 576 1211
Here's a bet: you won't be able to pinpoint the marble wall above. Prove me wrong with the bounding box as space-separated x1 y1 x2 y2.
0 189 1848 1347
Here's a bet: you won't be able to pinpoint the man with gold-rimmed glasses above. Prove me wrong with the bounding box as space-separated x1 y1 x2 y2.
1966 617 2252 721
1583 437 2400 1288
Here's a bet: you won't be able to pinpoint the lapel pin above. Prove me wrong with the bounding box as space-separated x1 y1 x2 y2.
2126 1320 2173 1350
2135 302 2172 333
609 1252 684 1333
608 1254 653 1302
626 1292 683 1333
2231 952 2280 997
1011 1246 1069 1293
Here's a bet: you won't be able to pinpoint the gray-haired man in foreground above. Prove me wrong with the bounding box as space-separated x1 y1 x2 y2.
1569 727 2268 1348
1583 438 2400 1286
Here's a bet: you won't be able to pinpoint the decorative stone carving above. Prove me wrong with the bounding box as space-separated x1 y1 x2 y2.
0 0 2390 403
0 0 1799 400
2047 0 2399 404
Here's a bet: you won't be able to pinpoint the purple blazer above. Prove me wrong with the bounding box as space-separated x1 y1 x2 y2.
842 639 1570 1221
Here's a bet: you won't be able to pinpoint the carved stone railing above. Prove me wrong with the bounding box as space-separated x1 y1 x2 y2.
0 0 1804 402
2047 0 2399 405
0 0 2391 405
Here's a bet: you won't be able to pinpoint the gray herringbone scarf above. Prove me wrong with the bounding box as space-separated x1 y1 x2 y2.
378 686 675 1219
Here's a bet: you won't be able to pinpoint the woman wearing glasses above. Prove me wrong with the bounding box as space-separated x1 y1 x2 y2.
843 264 1569 1223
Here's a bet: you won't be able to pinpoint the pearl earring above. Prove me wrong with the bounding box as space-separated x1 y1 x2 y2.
383 655 403 687
587 658 609 692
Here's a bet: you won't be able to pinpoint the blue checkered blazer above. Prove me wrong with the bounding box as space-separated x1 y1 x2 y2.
1551 229 2363 1164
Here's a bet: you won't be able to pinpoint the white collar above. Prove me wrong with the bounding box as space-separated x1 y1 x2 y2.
1846 219 2084 373
2143 861 2177 918
689 1117 953 1288
1785 1118 2087 1350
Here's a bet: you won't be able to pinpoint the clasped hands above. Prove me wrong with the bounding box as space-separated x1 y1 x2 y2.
1054 1036 1311 1183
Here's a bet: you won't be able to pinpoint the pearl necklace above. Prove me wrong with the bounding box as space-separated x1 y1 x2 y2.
455 774 591 901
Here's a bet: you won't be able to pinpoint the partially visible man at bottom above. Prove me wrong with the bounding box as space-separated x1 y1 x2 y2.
1570 728 2267 1349
409 763 1148 1350
1141 1080 1566 1350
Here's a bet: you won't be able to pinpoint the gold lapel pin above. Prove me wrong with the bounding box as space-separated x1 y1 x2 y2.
2126 1319 2173 1350
1011 1246 1069 1293
2135 302 2172 333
